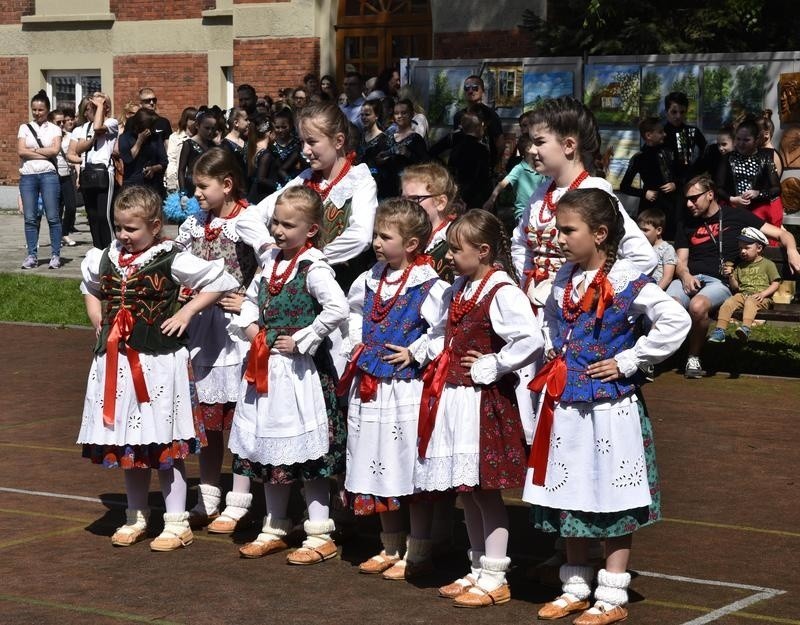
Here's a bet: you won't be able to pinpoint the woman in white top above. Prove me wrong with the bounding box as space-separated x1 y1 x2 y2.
68 92 119 249
165 106 197 194
18 90 63 269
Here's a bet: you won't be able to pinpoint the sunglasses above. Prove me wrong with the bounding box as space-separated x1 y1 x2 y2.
686 191 709 203
464 84 481 93
141 97 157 105
402 194 436 204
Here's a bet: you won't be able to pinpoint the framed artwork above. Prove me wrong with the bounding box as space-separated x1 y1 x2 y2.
523 71 574 111
778 72 800 124
702 64 767 129
584 64 641 126
640 65 700 122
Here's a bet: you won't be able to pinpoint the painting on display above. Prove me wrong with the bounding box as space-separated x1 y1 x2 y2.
523 71 575 111
778 72 800 124
422 67 477 126
640 65 700 122
584 64 641 126
600 129 641 191
482 63 524 118
702 64 767 129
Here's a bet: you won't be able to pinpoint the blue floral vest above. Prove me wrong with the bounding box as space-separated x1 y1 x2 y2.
553 273 651 403
357 272 438 380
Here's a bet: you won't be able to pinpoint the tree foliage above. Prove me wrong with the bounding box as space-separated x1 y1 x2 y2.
521 0 800 55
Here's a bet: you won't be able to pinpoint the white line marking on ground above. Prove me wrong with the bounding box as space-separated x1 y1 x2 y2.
0 486 124 507
637 570 786 624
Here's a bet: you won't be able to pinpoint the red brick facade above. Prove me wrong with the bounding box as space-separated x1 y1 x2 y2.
434 29 534 60
0 57 30 184
234 1 291 3
112 54 209 131
109 0 214 20
233 37 320 94
0 0 33 25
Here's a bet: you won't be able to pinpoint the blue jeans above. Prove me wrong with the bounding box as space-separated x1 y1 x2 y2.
20 171 62 257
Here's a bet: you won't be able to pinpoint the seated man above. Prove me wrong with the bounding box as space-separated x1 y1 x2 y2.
668 175 800 378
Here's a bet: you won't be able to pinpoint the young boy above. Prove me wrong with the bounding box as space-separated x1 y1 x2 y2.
483 135 546 220
637 208 677 290
620 117 677 217
708 227 781 342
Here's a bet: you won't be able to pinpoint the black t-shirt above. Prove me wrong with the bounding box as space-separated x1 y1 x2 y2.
153 115 172 141
675 205 764 278
453 103 503 165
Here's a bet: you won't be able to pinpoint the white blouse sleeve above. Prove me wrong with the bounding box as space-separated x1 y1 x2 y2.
292 263 349 355
175 217 193 246
236 190 279 260
614 282 691 377
228 275 261 341
171 251 240 293
345 271 368 350
321 174 377 265
79 247 105 297
407 279 449 366
510 201 533 282
470 284 544 384
425 283 453 362
617 204 658 275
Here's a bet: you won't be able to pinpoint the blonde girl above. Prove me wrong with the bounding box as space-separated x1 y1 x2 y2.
78 185 238 551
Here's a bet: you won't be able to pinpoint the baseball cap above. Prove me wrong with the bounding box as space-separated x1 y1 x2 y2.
737 226 769 246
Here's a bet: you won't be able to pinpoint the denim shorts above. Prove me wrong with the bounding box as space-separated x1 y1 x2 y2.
666 274 732 309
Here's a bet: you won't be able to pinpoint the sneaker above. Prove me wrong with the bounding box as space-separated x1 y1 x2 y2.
684 356 705 378
48 255 62 269
735 325 751 342
21 255 37 269
707 328 726 343
62 236 77 247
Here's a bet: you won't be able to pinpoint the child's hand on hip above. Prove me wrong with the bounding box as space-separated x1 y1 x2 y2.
273 335 296 354
460 349 484 368
383 344 413 370
586 358 622 382
161 309 193 336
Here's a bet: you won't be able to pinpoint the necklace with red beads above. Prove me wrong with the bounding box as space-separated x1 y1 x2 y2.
538 170 590 224
371 260 417 322
204 200 246 242
118 242 157 268
561 264 607 322
304 155 353 202
268 241 312 295
427 216 452 246
449 267 497 325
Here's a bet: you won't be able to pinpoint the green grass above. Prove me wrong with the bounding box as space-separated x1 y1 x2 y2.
0 273 89 326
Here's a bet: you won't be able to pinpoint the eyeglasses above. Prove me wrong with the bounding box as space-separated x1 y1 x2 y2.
464 84 481 93
141 97 157 105
402 194 436 204
686 191 709 203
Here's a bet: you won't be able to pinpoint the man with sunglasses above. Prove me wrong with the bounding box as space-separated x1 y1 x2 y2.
138 87 172 146
453 75 504 169
667 175 799 378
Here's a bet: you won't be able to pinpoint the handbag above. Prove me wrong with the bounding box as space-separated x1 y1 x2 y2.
78 122 111 190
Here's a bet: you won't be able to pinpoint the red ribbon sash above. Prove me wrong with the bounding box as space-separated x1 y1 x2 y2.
244 327 270 394
583 276 615 321
417 349 451 458
335 343 379 402
102 308 150 428
527 356 567 486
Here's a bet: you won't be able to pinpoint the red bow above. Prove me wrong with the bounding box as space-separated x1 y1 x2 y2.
244 327 270 394
417 350 451 458
103 308 150 428
527 356 567 486
583 275 614 321
336 344 379 403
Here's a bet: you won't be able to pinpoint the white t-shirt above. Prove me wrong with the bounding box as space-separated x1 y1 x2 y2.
71 119 119 171
18 121 62 175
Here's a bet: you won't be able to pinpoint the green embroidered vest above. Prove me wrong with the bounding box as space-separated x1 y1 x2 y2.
257 259 320 346
95 247 185 355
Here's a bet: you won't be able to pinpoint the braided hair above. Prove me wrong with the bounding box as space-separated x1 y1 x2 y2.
447 209 519 284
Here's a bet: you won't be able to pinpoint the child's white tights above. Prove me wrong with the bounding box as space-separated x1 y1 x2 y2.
460 490 509 559
263 477 330 522
124 461 188 514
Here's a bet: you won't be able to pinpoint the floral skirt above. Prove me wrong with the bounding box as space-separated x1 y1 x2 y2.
199 401 235 431
530 398 661 538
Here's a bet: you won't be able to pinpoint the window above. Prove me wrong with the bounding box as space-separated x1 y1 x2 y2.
498 70 517 98
47 71 101 111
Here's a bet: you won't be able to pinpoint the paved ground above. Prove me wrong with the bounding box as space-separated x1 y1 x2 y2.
0 323 798 625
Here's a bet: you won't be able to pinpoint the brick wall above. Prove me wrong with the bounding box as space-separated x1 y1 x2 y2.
233 1 290 4
0 0 33 24
0 57 30 184
434 29 535 60
233 37 319 96
113 54 209 129
109 0 213 20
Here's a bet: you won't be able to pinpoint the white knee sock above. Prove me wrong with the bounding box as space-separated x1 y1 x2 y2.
474 555 511 592
594 569 631 608
560 564 594 601
159 462 188 514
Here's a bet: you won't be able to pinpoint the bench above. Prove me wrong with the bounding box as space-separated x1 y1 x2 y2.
730 245 800 323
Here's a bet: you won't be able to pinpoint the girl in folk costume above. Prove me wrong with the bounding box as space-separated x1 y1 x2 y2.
237 101 378 293
524 189 690 625
227 186 349 563
174 148 258 532
78 186 239 551
340 199 448 579
400 162 463 284
511 96 656 308
415 210 543 608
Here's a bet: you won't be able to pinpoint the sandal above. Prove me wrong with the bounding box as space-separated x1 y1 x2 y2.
359 551 401 574
286 540 337 565
452 583 511 608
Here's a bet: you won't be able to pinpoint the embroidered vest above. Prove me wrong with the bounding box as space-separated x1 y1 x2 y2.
320 196 352 250
257 259 319 347
428 238 454 284
188 228 257 293
358 275 437 380
444 283 507 386
553 275 651 402
95 248 184 355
